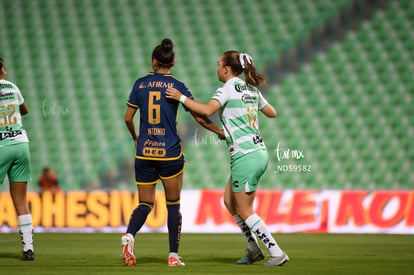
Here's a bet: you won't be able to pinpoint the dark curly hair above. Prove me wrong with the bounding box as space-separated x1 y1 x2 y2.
152 38 174 68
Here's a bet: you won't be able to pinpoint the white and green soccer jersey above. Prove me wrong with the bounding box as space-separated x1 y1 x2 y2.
211 77 269 157
0 79 29 146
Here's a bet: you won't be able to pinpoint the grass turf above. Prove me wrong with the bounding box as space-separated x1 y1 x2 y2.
0 233 413 274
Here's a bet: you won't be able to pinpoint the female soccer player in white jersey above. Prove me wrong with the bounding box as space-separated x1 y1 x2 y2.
0 58 35 261
121 39 223 267
166 51 289 266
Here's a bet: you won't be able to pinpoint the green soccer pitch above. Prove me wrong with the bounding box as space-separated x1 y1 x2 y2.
0 233 413 274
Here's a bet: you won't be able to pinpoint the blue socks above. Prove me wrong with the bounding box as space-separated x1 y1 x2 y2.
126 203 152 236
125 200 182 254
167 200 182 253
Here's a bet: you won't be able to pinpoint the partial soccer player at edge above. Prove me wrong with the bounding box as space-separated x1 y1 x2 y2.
0 58 35 261
166 51 289 266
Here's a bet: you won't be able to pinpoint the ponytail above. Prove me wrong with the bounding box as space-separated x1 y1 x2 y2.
239 53 266 87
221 51 266 87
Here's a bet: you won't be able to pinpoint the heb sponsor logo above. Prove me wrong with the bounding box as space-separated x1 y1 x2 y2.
142 147 166 157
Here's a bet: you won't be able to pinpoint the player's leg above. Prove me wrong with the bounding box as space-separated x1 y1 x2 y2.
233 150 288 266
243 209 289 266
224 180 263 264
161 173 183 256
233 190 288 265
126 184 157 235
122 183 156 266
228 154 264 264
223 178 236 214
8 143 34 261
160 158 185 266
231 189 265 264
125 159 158 235
122 159 158 266
10 182 34 260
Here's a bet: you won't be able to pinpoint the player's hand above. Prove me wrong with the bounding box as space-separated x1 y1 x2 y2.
166 87 183 101
217 129 225 140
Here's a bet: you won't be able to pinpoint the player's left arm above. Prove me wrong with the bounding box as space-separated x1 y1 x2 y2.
260 104 276 118
258 91 276 118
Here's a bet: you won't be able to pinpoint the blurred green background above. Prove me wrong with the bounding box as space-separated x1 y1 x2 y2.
0 0 412 191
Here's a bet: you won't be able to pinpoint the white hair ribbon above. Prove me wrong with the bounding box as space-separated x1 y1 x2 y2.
239 53 253 69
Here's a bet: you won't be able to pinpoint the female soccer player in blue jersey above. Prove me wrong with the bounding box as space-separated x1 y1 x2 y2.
121 39 223 267
166 51 289 266
0 58 35 261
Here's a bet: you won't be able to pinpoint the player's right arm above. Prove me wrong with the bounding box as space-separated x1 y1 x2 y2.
166 87 220 117
125 105 138 147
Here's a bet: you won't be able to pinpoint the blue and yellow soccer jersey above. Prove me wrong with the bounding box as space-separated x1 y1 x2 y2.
127 72 192 160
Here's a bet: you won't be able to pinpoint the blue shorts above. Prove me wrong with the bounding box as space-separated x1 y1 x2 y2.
135 156 185 185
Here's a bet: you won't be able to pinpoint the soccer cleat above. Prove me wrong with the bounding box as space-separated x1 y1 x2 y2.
121 234 136 266
21 249 35 261
263 251 289 266
236 249 265 264
168 256 186 266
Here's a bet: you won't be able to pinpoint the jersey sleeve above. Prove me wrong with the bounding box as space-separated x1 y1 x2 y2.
127 81 140 109
211 86 229 106
257 90 269 110
12 83 24 105
180 83 193 99
175 81 193 111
